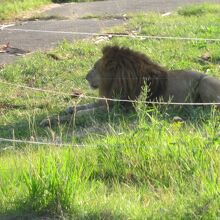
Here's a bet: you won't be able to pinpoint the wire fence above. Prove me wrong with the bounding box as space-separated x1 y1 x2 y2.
0 137 161 150
0 137 86 148
0 80 220 106
1 15 220 149
1 27 220 42
1 79 219 149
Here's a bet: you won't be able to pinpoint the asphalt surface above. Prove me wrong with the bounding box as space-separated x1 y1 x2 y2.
0 19 121 64
44 0 220 17
0 0 219 65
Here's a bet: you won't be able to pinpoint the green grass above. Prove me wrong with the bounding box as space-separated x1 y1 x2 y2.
0 0 50 21
0 0 102 22
178 3 220 16
0 3 220 219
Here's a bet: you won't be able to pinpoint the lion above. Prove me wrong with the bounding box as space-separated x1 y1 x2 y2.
40 46 220 127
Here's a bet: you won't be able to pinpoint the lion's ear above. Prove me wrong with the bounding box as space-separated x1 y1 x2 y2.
102 46 112 55
102 45 120 55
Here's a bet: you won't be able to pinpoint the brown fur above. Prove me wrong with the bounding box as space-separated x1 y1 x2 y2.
98 46 168 105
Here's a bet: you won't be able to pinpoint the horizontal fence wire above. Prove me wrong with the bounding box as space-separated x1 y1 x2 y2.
0 80 220 106
0 137 154 149
1 18 219 150
0 137 87 148
1 137 210 150
1 27 220 42
2 21 220 28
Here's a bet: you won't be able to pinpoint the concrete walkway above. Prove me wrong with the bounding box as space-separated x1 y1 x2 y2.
0 0 219 65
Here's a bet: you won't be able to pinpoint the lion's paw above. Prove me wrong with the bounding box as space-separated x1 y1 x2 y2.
39 118 51 128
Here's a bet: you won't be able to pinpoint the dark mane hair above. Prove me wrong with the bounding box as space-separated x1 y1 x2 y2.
99 46 168 105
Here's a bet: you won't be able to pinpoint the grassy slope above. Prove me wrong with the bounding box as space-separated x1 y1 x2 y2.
0 3 220 219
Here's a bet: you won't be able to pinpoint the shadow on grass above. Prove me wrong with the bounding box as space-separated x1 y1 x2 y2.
0 107 131 149
0 209 126 220
73 210 127 220
0 104 217 149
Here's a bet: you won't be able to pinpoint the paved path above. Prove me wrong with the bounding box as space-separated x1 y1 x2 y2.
0 0 219 65
44 0 220 17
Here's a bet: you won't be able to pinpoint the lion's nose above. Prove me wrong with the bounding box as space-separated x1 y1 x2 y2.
85 72 90 81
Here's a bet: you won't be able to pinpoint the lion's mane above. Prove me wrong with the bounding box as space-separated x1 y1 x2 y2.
98 46 168 105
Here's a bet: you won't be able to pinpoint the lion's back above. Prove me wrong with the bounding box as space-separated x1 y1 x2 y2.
164 70 205 103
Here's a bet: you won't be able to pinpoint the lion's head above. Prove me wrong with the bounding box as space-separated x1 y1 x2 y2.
86 46 168 105
86 60 102 89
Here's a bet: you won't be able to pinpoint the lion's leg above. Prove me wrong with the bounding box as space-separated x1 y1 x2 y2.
39 114 74 128
199 76 220 109
40 103 107 127
65 102 101 114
